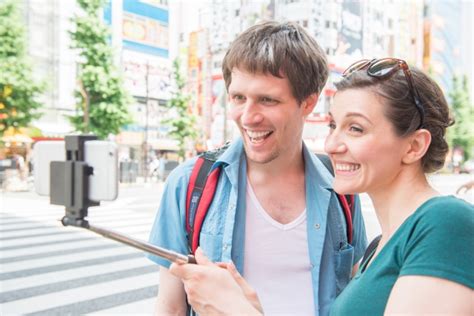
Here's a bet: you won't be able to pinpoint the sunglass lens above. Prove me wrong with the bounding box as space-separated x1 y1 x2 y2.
368 59 399 77
343 59 370 76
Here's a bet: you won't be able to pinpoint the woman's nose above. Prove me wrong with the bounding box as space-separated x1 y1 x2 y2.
324 132 346 154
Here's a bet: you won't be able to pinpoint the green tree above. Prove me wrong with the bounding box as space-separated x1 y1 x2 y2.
447 75 474 161
0 0 44 136
69 0 132 139
163 59 198 160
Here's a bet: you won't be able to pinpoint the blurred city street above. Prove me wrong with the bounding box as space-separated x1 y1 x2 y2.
1 173 472 315
1 182 163 315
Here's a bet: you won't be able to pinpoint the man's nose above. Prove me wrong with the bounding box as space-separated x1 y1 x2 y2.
241 101 264 126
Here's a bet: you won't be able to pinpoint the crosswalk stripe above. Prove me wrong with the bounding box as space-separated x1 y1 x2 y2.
0 235 97 251
27 286 159 316
88 297 156 315
0 224 56 233
0 252 144 280
1 257 154 292
0 229 80 241
0 225 65 238
0 243 122 264
1 235 128 257
2 275 159 314
0 265 158 303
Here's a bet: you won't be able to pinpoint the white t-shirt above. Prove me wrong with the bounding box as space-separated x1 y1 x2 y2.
243 179 315 315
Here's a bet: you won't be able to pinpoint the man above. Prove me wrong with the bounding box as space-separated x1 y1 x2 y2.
147 21 367 315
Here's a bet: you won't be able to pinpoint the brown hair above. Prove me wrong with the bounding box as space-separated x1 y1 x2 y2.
335 66 454 173
222 21 328 104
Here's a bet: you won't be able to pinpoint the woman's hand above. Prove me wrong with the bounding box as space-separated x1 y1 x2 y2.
169 248 263 315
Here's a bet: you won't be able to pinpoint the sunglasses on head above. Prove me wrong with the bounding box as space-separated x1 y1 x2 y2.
342 58 425 130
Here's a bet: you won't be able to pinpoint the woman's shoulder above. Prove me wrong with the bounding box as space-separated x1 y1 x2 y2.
412 195 474 232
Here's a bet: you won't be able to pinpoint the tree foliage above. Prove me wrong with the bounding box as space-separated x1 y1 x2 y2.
0 0 44 136
69 0 132 139
163 59 198 160
447 75 473 161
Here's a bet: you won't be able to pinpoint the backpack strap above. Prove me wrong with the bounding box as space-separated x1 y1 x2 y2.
316 154 354 244
360 234 382 271
185 143 229 254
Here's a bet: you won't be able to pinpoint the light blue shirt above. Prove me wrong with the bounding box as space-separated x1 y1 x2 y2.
148 138 367 315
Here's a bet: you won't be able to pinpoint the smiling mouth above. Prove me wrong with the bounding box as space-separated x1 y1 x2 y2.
335 163 361 172
246 130 272 144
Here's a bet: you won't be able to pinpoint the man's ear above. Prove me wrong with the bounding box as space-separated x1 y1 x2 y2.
402 129 432 165
301 93 319 116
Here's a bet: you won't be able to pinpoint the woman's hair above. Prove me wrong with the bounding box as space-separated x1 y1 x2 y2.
335 66 454 173
222 21 328 104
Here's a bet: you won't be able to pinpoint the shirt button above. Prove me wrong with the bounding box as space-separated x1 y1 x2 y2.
314 223 321 229
223 244 228 251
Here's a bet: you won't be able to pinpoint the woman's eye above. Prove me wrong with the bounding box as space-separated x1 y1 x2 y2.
349 125 363 133
328 122 336 130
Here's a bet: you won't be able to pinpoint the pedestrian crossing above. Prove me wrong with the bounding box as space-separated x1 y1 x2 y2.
0 191 161 315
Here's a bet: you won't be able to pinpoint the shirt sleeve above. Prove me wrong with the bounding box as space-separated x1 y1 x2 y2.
146 159 196 268
351 195 368 265
399 199 474 289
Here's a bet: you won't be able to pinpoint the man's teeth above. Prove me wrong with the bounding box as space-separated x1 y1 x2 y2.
247 130 271 142
335 163 361 172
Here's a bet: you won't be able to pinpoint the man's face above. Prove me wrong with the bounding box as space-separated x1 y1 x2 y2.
228 68 316 165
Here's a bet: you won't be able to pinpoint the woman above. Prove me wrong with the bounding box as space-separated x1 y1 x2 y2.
170 58 474 315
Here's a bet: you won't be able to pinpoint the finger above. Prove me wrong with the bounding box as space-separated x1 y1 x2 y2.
169 262 200 280
227 262 250 291
216 262 228 269
227 262 263 312
194 247 213 266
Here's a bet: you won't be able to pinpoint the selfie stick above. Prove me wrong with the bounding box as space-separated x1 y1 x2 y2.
51 135 196 264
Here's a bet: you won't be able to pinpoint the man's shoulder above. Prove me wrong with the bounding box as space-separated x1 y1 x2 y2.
164 156 199 189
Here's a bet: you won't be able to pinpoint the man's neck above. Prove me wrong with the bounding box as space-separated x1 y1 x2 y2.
246 144 305 180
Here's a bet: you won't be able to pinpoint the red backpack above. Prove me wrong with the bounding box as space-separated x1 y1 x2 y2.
185 146 354 254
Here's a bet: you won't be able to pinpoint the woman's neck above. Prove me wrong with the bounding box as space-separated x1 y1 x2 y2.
369 170 439 238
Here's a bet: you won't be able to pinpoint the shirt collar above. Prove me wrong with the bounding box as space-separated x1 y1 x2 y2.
302 142 333 190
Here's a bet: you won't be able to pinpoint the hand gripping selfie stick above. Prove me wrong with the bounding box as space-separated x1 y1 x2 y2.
51 135 196 264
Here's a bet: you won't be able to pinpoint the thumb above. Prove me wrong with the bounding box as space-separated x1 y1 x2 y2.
195 247 213 266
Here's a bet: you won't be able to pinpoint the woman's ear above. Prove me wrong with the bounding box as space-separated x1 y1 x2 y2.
402 129 432 165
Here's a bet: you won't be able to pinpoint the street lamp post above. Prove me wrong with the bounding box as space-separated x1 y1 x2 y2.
143 62 150 183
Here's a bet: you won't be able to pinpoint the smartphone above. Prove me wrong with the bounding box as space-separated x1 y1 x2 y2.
34 140 118 202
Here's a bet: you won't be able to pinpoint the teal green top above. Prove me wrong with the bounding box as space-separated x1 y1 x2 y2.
330 196 474 316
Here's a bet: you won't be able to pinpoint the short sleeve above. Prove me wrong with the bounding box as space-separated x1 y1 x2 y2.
399 198 474 289
146 159 196 268
351 195 368 265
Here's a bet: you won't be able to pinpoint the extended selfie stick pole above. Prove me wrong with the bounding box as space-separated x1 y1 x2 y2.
61 217 196 264
52 135 196 264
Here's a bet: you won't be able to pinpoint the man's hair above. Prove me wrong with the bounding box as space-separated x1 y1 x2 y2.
222 21 328 104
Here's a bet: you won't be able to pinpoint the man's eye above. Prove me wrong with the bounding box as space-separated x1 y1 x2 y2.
232 95 245 102
261 97 277 104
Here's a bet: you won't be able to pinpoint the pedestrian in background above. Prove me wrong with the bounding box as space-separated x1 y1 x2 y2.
147 21 367 315
170 58 474 315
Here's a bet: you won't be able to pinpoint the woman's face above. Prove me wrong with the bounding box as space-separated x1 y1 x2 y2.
324 88 411 195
